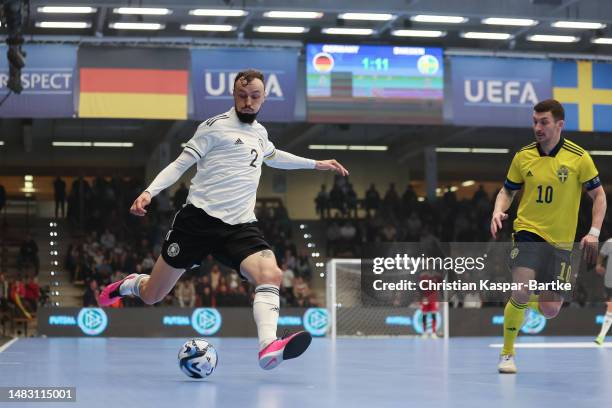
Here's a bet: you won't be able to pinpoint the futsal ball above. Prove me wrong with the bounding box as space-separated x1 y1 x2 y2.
178 338 218 379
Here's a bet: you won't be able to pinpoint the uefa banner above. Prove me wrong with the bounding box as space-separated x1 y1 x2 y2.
0 44 76 118
37 307 329 337
450 57 552 127
77 46 190 120
190 48 298 122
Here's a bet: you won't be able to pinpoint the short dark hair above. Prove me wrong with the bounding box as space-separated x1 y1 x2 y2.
234 69 265 88
534 99 565 121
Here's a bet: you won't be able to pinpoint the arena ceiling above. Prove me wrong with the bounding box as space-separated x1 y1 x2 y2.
1 0 612 178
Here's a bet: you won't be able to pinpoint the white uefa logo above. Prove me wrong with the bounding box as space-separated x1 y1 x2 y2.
167 243 180 257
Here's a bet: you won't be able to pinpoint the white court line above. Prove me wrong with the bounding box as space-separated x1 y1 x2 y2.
0 338 19 353
489 342 612 349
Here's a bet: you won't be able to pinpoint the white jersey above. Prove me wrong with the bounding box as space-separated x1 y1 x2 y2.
183 108 277 225
600 238 612 288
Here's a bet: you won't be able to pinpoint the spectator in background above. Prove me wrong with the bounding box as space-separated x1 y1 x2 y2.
53 176 66 218
346 184 358 218
210 264 222 292
17 235 39 275
315 184 330 219
281 261 296 305
365 183 381 218
100 229 116 250
176 278 196 308
383 183 400 219
0 183 6 216
24 276 40 312
173 182 189 211
0 273 8 308
463 291 483 309
83 280 100 307
329 182 345 216
401 184 417 216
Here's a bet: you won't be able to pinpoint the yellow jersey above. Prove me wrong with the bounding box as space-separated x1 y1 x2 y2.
504 137 600 248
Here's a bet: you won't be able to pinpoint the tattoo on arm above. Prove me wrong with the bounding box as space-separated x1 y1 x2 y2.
259 250 274 258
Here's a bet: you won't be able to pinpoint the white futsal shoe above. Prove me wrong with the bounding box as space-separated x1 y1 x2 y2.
498 354 517 374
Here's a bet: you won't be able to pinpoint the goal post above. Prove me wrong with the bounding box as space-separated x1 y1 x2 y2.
326 258 449 339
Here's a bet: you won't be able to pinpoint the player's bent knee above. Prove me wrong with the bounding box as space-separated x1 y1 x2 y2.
539 302 561 319
256 266 282 287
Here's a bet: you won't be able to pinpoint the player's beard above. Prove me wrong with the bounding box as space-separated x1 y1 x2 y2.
235 105 259 124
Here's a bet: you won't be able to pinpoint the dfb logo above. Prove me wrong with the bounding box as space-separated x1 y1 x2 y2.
303 308 328 337
191 308 222 335
77 308 108 336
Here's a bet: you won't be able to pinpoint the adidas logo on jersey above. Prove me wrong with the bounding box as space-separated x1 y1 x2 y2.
527 170 533 177
234 138 244 145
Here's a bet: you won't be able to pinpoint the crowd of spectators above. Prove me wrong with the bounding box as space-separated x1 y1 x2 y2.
63 178 317 308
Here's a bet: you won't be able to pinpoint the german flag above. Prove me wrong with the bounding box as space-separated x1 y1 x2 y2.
78 47 190 119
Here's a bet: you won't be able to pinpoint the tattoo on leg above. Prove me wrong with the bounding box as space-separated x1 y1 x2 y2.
259 250 274 258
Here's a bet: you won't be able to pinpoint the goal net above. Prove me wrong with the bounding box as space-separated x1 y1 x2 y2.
326 259 449 339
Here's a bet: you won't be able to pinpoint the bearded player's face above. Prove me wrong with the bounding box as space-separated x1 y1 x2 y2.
233 77 265 115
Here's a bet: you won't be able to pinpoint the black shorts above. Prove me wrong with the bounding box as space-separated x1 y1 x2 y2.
508 230 573 286
605 287 612 300
161 204 272 274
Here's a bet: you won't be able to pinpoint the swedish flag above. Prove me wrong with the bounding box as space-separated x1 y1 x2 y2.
553 61 612 132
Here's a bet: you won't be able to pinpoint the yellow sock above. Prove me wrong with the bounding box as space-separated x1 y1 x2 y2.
528 294 541 315
502 298 527 356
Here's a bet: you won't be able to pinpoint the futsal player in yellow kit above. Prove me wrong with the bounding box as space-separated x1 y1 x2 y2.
490 99 607 373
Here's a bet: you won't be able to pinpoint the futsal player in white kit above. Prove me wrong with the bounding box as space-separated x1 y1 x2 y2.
595 237 612 345
99 69 349 370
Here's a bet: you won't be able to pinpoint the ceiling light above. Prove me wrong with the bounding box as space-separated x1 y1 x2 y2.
592 37 612 44
0 141 4 146
113 7 171 15
189 9 247 17
38 6 97 14
36 21 91 29
253 26 308 33
410 15 467 24
482 17 537 26
52 142 92 147
348 145 388 151
263 11 323 19
322 27 374 35
93 142 134 147
526 34 579 43
589 150 612 156
461 32 513 40
337 13 394 21
551 21 606 29
435 147 509 153
309 145 348 150
109 22 164 30
461 180 476 187
391 29 446 37
181 24 235 32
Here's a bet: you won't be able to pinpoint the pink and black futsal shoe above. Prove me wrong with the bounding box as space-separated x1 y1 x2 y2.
258 331 312 370
98 273 138 307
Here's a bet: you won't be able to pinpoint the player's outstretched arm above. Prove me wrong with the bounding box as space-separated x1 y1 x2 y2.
580 185 607 263
129 150 197 217
264 149 348 175
315 159 349 176
490 187 516 239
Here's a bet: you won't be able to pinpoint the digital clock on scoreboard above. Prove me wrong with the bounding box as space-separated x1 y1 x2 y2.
306 44 444 124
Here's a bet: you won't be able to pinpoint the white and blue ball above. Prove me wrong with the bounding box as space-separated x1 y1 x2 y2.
178 338 218 379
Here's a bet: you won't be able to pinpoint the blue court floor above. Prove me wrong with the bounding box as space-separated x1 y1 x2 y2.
1 336 611 408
